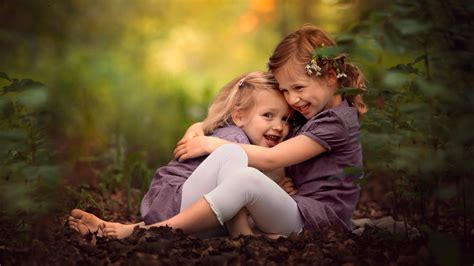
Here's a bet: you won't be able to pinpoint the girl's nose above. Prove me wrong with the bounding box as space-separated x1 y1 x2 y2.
273 120 283 131
288 93 300 105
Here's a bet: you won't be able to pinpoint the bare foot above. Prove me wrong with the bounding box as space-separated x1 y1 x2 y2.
102 222 141 239
68 209 105 237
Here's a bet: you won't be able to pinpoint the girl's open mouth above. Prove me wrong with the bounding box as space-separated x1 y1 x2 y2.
296 103 310 114
264 134 281 147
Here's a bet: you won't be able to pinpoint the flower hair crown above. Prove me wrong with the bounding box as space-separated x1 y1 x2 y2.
306 45 347 79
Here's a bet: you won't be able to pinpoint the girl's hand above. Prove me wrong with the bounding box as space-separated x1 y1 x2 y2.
278 177 298 196
179 122 204 143
174 136 226 161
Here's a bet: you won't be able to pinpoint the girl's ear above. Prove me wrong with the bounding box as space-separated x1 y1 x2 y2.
326 69 337 88
231 109 246 127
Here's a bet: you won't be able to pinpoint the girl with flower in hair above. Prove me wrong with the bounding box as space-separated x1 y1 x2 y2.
69 71 296 239
174 24 368 233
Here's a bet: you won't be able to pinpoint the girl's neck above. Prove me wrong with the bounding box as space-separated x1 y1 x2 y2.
325 95 342 110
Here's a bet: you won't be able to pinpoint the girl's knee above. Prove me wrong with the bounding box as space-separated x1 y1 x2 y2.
214 143 247 161
234 167 270 190
216 143 244 155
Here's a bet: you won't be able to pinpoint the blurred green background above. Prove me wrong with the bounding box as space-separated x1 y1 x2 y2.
0 0 374 168
1 1 473 256
0 0 379 193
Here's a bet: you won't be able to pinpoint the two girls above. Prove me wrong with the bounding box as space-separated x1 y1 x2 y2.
70 24 368 239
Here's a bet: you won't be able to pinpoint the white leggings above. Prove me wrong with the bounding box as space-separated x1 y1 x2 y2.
180 144 304 236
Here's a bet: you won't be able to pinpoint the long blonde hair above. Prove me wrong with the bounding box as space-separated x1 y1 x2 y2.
202 71 279 134
267 24 368 118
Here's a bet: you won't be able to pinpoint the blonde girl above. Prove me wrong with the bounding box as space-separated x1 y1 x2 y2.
69 71 295 239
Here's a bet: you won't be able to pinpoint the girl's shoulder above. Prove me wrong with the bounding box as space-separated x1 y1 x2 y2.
295 101 359 137
211 125 250 144
292 100 359 145
309 100 358 129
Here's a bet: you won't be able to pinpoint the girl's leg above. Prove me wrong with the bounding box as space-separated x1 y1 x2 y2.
104 166 303 238
101 144 302 239
101 144 250 239
204 167 304 236
103 197 220 238
226 208 253 238
181 144 250 237
180 144 248 211
70 144 247 238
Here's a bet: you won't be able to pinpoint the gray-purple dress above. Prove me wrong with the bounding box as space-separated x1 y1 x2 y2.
140 125 250 225
288 99 363 231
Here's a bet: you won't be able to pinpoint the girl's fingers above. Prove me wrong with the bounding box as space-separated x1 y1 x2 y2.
178 153 189 162
281 181 294 190
288 189 298 196
283 182 293 190
174 139 190 157
177 138 188 146
174 148 186 161
173 146 186 160
173 145 181 158
278 177 291 186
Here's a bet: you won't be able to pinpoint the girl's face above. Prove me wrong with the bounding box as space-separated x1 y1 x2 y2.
235 89 291 147
274 66 338 119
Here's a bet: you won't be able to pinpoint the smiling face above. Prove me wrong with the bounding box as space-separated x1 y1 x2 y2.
233 89 291 147
274 64 340 120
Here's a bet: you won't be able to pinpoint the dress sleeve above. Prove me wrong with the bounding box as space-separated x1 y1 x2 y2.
302 111 347 152
212 126 251 145
222 133 250 144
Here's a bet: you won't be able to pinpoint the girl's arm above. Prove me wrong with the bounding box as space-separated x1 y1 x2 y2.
175 134 327 172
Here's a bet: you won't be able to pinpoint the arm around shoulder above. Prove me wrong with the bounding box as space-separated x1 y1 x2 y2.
174 135 230 161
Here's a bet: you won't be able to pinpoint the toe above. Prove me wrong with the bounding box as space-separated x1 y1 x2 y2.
71 209 85 218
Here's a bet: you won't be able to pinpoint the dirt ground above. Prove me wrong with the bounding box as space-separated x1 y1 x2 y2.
0 177 473 265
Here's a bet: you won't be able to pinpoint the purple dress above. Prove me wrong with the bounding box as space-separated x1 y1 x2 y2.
287 100 363 231
140 125 250 225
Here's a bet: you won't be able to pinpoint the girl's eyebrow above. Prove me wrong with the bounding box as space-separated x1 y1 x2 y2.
262 107 286 113
263 108 279 112
282 81 305 90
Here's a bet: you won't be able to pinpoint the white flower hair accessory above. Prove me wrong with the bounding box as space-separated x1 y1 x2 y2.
306 58 323 76
306 45 347 79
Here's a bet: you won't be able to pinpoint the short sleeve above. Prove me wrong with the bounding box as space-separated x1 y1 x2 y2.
221 132 250 144
302 111 347 152
212 125 250 144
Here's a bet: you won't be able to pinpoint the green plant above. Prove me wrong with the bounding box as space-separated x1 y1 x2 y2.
0 72 61 240
345 0 473 241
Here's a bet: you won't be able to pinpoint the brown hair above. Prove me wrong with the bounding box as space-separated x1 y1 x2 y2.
267 24 368 118
202 71 279 134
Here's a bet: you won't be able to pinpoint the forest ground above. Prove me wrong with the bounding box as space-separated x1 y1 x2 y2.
0 176 472 265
